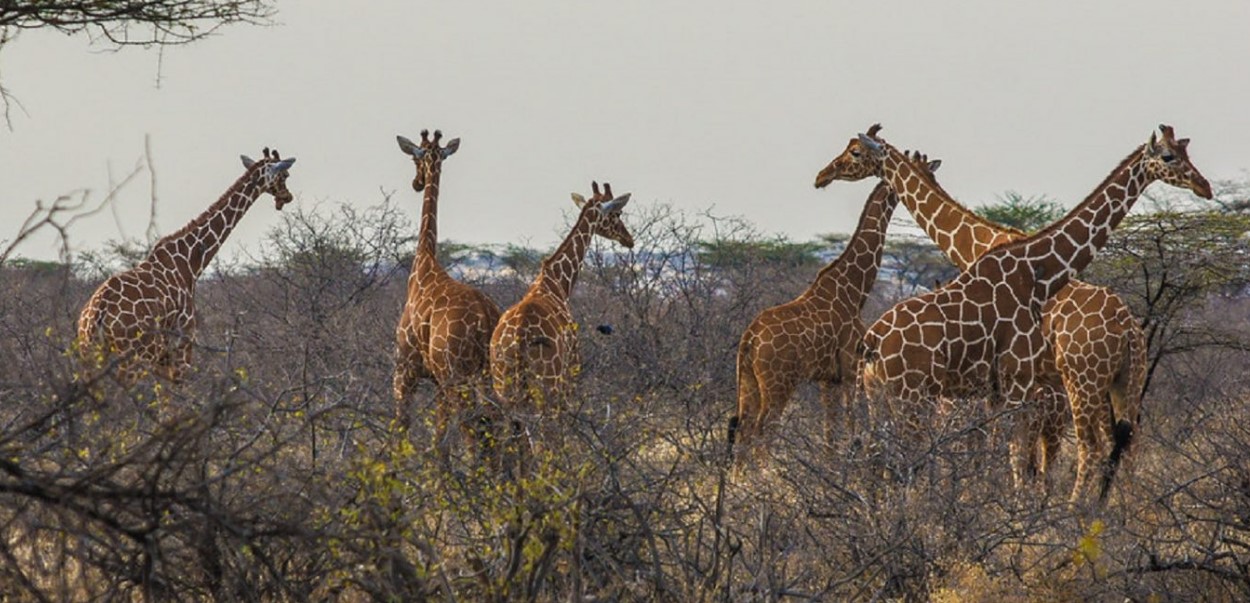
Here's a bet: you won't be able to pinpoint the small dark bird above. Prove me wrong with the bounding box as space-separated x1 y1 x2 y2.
595 324 614 335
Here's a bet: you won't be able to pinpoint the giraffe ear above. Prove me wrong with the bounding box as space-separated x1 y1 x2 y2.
241 155 256 168
396 135 420 156
857 133 884 157
600 193 631 213
571 193 587 208
441 138 461 158
267 158 296 174
1145 131 1160 156
927 159 942 173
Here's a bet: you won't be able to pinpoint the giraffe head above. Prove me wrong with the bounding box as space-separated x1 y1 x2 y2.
571 181 634 248
239 147 297 210
814 123 886 187
1141 124 1212 200
397 129 461 192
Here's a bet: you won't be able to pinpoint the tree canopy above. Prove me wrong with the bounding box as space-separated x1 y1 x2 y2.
975 191 1067 233
0 1 273 45
1085 203 1250 395
0 0 276 124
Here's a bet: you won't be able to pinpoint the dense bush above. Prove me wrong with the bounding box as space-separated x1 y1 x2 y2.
1 195 1249 600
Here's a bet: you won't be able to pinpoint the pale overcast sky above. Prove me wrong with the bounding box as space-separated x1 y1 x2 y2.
3 1 1249 262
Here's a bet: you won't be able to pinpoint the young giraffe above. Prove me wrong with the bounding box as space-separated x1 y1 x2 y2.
489 181 634 411
392 130 503 446
816 125 1152 499
77 148 296 384
850 125 1210 490
728 155 942 464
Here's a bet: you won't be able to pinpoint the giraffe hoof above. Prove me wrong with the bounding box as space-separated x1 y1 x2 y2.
595 324 614 335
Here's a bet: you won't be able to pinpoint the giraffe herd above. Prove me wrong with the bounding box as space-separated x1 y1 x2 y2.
73 123 1212 502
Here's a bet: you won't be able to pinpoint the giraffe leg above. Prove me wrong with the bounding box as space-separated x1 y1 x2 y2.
100 321 154 387
127 329 168 387
1069 388 1111 501
392 337 431 430
1036 385 1068 483
753 377 795 459
819 382 836 447
1055 340 1112 501
1007 409 1032 492
1019 383 1066 488
886 391 934 484
115 359 143 388
432 375 484 461
470 374 514 473
732 339 763 464
157 329 194 384
431 382 469 462
458 376 498 458
820 380 853 447
730 412 759 467
1000 374 1039 492
732 362 763 464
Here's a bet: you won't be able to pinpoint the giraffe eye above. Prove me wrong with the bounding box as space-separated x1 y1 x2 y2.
850 149 861 157
1161 153 1176 162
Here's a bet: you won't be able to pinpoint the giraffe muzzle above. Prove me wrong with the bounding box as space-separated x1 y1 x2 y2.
1193 178 1214 200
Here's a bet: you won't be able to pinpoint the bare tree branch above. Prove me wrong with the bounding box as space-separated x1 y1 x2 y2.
0 0 277 127
0 159 143 265
0 1 275 44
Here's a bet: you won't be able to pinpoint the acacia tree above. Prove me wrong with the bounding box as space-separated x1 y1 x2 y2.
878 234 958 296
974 191 1066 233
1084 202 1250 396
0 0 276 123
0 1 273 43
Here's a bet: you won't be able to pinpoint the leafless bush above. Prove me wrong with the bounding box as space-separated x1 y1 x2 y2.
1 195 1248 600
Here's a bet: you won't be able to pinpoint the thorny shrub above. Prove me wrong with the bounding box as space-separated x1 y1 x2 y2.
0 199 1248 600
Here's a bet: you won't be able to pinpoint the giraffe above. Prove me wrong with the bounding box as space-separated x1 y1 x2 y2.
392 129 503 449
489 181 634 413
76 148 296 384
728 155 942 464
814 125 1156 499
846 125 1210 490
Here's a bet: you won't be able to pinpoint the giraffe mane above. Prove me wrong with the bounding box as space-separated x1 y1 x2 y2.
810 180 892 283
536 195 599 274
1023 143 1148 241
894 144 1029 238
147 163 264 258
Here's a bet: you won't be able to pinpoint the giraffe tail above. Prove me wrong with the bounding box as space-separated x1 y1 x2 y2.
73 299 108 364
729 332 758 462
1100 319 1147 501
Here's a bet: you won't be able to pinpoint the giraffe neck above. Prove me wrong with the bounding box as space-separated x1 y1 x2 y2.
808 181 899 302
1019 145 1150 301
534 208 596 302
412 166 447 282
147 167 265 283
879 146 1024 271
